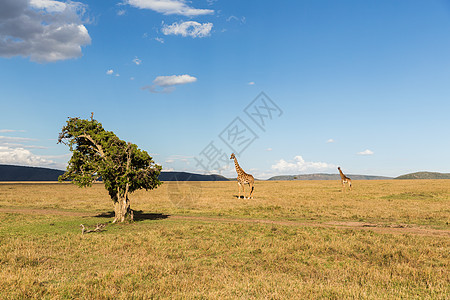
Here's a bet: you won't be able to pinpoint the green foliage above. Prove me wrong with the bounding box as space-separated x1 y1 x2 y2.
58 116 162 201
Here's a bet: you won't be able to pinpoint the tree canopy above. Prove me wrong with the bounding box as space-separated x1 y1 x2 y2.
58 116 162 222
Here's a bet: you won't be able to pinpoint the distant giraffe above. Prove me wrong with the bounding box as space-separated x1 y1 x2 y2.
230 153 254 199
338 167 352 191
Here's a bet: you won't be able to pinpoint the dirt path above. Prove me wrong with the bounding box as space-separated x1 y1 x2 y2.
1 208 448 237
169 215 450 237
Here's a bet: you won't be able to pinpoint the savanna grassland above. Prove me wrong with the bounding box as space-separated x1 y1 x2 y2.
0 180 448 299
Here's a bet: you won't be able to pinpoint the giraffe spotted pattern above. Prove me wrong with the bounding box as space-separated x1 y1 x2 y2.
230 153 254 199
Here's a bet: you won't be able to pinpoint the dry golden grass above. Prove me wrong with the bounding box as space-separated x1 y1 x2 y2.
0 180 449 299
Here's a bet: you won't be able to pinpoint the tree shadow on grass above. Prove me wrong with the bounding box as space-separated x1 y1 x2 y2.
94 210 169 222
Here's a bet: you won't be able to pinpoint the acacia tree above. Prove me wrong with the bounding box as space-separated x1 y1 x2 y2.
58 116 162 223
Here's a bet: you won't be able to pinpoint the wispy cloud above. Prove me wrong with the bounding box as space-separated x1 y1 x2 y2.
125 0 213 17
154 37 165 43
162 21 213 38
271 155 336 174
142 74 197 93
226 15 239 22
226 15 246 24
0 136 35 144
326 139 335 143
167 155 192 162
0 135 49 151
0 129 25 133
117 9 126 16
357 149 374 155
248 81 255 85
0 143 47 149
0 0 91 62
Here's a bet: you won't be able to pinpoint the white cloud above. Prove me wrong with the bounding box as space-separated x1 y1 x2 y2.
326 139 335 143
154 37 164 43
125 0 213 16
29 0 67 12
132 57 142 65
357 149 374 155
248 81 255 85
162 21 213 38
266 148 272 151
117 9 126 16
106 69 114 75
0 0 91 62
271 155 336 174
0 146 55 167
142 74 197 93
154 74 197 86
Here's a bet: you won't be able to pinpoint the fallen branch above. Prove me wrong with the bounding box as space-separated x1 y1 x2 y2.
80 223 106 234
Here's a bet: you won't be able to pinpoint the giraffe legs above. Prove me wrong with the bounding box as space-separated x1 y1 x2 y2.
341 180 352 192
237 182 255 199
248 182 254 199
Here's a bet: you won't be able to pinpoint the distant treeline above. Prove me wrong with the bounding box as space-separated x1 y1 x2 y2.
0 165 229 182
394 171 450 180
267 174 392 181
1 165 449 181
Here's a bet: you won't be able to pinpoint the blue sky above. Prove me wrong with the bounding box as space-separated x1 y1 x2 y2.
1 0 450 178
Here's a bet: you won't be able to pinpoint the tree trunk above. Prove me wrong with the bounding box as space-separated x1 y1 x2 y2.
112 194 133 223
113 149 133 223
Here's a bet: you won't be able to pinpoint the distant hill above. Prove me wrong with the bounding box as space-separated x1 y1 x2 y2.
158 171 229 181
268 173 392 181
0 165 229 182
0 164 65 181
395 171 450 180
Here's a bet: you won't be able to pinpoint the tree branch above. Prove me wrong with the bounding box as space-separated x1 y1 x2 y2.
78 134 106 158
80 223 106 234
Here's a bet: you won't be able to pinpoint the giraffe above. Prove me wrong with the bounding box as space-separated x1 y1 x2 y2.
230 153 255 199
338 167 352 191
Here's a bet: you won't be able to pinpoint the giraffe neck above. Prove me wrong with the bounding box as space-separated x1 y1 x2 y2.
339 169 346 179
234 158 244 176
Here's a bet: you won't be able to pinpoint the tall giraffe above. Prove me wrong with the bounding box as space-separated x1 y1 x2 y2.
338 167 352 191
230 153 254 199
